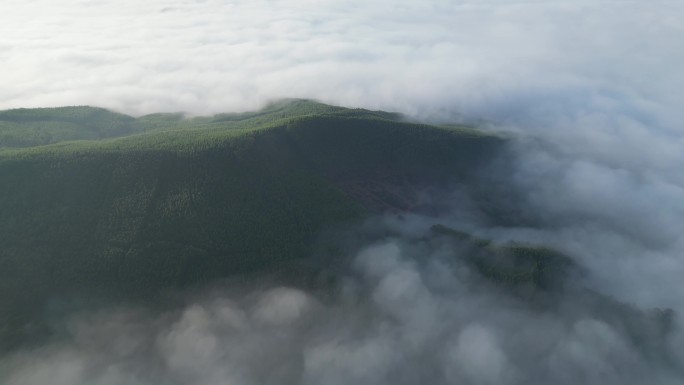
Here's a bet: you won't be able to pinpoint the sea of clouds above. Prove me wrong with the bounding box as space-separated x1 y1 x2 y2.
2 0 684 383
1 0 682 119
3 236 683 385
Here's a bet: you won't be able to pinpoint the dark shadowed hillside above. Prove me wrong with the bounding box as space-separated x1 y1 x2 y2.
0 100 503 350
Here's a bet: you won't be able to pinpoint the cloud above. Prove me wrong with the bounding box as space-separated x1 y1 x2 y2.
1 0 682 119
469 120 684 312
2 238 682 384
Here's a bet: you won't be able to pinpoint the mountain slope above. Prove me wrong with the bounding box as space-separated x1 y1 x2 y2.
0 99 406 149
0 100 503 349
0 106 141 148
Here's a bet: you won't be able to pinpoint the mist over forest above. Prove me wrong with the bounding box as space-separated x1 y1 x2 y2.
1 0 683 384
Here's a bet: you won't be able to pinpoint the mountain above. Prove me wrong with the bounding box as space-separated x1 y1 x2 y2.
0 106 141 148
0 100 676 368
0 100 504 349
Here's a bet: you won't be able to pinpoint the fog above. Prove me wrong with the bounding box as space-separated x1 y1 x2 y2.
1 0 682 120
3 233 683 384
2 0 684 383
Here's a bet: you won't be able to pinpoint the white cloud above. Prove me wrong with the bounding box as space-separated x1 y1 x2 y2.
1 0 682 120
3 239 681 384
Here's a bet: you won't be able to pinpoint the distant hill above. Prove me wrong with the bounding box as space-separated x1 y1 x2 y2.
0 100 504 350
0 99 406 149
0 106 141 148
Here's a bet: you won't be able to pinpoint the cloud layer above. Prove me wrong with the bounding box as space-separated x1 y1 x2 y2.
1 0 682 119
3 239 682 384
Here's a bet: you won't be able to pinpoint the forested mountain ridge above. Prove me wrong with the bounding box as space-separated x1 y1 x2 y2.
0 99 409 149
0 106 140 148
0 100 503 350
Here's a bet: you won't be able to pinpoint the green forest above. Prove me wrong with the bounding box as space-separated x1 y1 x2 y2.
0 100 504 349
0 100 674 363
